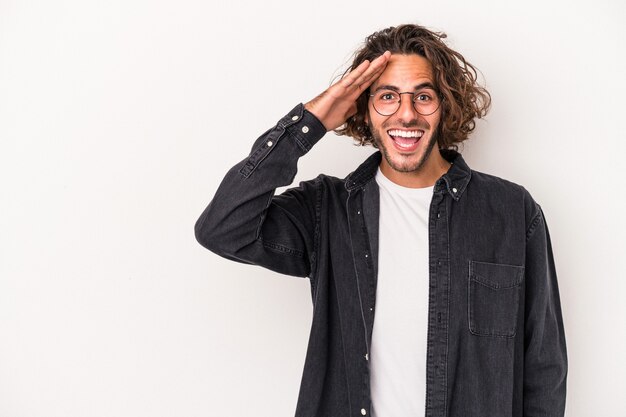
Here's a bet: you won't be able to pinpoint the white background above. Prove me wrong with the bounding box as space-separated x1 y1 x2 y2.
1 0 625 416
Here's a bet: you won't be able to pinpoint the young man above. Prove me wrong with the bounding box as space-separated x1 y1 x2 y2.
195 24 567 417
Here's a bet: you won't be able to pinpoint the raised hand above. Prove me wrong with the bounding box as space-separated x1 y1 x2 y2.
304 51 391 131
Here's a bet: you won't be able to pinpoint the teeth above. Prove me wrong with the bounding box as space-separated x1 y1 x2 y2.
388 129 423 138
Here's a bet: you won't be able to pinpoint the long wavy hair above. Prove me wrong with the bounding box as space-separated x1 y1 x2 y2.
335 24 491 150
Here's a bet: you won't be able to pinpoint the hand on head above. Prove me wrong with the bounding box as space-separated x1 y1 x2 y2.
304 51 391 132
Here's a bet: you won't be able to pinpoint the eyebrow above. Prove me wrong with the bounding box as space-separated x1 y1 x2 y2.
372 82 436 92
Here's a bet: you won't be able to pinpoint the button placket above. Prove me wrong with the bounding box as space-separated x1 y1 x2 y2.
425 192 450 415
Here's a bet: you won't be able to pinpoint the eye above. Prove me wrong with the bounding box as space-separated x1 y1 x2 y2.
415 92 433 102
377 91 399 101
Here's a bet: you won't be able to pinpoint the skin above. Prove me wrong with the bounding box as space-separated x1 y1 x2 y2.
305 52 451 189
366 54 451 188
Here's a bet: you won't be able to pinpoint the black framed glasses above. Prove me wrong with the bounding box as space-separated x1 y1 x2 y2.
369 88 442 116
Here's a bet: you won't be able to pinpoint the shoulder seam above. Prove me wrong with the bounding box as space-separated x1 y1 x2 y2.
526 204 543 242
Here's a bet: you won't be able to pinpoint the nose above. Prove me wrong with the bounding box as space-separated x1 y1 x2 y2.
396 92 420 122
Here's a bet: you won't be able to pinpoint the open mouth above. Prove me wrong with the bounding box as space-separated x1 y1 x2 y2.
387 129 424 151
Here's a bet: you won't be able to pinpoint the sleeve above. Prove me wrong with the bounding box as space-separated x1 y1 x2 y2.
523 205 568 416
194 103 327 278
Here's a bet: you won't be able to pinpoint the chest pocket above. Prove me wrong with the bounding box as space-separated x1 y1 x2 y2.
468 260 525 338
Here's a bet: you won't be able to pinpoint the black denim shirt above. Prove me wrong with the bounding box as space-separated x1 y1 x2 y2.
195 104 567 417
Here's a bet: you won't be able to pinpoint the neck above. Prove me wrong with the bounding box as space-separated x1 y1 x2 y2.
379 149 452 188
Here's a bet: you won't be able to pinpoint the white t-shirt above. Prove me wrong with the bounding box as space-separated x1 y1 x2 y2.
370 168 433 417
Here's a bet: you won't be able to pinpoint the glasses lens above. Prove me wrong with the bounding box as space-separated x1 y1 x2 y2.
371 89 441 116
414 90 440 115
372 90 400 116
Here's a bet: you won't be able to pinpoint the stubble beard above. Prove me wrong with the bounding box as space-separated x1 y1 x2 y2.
371 123 441 174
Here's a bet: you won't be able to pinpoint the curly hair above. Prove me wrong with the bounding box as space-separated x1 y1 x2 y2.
334 24 491 150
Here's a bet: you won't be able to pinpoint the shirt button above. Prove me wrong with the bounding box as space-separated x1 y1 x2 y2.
267 141 273 147
302 126 310 133
452 187 458 193
357 210 361 215
291 115 299 121
364 253 369 258
361 408 367 415
364 353 369 361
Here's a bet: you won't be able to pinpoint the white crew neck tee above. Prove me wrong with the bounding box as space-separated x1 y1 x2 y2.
370 168 433 417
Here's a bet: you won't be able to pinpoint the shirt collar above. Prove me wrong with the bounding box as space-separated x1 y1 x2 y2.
345 148 472 201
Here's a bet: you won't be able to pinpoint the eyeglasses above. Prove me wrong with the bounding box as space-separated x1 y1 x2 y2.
369 88 442 116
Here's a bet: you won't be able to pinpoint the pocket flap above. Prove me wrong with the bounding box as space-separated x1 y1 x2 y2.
470 261 524 290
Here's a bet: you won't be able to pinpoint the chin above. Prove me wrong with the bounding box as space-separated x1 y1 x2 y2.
386 155 427 173
379 135 437 174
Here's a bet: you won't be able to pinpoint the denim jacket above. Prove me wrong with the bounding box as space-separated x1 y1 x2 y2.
195 103 567 417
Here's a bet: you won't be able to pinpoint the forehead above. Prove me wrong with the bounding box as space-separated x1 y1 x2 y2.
371 53 434 90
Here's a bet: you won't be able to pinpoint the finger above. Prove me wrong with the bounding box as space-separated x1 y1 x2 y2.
359 51 390 80
370 51 391 69
351 61 388 92
336 51 391 98
339 59 371 88
349 51 391 90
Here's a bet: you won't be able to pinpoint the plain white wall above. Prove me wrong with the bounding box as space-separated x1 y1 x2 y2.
1 0 625 416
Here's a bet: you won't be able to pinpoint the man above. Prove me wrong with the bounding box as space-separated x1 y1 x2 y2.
195 24 567 417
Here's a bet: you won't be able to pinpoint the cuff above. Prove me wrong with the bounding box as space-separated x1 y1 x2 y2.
278 103 327 153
